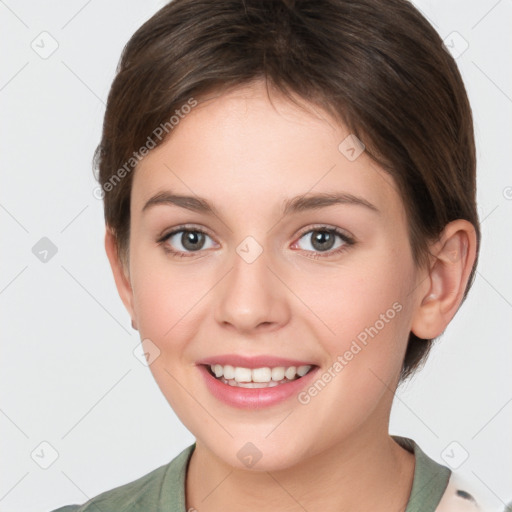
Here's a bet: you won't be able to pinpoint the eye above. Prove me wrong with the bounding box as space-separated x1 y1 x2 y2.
292 226 355 259
158 226 217 257
157 224 355 259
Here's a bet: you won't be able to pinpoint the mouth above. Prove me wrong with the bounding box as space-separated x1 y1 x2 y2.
204 363 315 388
197 359 319 409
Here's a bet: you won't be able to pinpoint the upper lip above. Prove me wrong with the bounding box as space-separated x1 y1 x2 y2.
196 354 316 369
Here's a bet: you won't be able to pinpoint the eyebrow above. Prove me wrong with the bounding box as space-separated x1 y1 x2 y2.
283 192 379 215
142 191 380 216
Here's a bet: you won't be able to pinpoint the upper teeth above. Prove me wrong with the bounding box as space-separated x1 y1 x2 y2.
210 364 312 383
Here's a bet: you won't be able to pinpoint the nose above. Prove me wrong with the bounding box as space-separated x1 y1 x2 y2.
214 245 291 334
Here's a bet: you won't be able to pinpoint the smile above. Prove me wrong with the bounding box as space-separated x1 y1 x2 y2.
207 364 313 388
197 357 319 409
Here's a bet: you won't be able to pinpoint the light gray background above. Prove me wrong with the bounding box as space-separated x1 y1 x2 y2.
1 1 511 511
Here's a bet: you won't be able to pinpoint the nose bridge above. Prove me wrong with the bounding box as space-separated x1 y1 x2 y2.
214 236 289 332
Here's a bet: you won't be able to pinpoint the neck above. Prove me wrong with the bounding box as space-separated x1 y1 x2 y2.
185 427 415 512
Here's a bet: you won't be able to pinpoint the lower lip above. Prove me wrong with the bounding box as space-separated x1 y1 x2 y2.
197 364 319 409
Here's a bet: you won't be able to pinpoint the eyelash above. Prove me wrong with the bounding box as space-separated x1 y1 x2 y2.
157 224 355 260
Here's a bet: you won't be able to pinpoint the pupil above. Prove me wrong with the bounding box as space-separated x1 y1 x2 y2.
312 231 334 251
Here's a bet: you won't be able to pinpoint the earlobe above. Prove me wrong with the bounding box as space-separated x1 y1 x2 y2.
104 228 138 330
411 220 477 340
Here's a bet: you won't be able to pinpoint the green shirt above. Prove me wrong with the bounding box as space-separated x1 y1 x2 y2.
52 436 451 512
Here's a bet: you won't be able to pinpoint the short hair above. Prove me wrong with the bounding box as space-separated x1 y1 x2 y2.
94 0 480 382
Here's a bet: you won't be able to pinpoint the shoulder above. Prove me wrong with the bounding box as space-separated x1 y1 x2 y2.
392 436 495 512
435 471 484 511
49 463 171 512
49 444 195 512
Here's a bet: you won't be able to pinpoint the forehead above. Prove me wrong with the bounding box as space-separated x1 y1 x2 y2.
132 82 403 221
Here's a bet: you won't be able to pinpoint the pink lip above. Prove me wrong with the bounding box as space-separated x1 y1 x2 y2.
196 354 315 369
197 363 319 409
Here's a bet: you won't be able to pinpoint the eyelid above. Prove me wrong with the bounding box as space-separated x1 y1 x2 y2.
295 223 355 243
157 223 356 258
157 223 216 243
158 223 354 243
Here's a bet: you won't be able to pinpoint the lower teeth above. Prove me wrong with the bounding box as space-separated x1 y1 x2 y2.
218 376 297 388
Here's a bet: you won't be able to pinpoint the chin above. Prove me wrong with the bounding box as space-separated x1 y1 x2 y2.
201 433 311 472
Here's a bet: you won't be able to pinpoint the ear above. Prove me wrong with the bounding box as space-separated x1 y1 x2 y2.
411 219 477 339
104 228 138 330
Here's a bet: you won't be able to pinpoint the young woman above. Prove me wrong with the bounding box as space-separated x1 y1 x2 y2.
53 0 486 510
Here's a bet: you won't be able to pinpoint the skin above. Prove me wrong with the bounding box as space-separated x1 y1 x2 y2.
105 80 477 512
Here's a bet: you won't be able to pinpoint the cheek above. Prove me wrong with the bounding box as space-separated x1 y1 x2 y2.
129 245 207 347
292 261 415 434
310 252 415 375
135 279 201 344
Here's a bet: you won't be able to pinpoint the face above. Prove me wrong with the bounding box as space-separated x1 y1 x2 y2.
121 81 427 471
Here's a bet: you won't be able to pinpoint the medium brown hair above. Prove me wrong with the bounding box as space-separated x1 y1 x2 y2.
94 0 480 381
